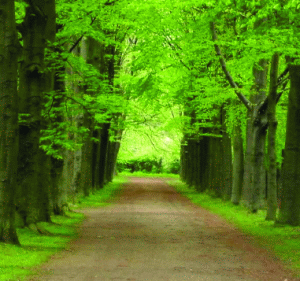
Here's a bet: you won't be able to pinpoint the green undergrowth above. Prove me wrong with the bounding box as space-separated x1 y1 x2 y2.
169 179 300 278
0 175 128 281
119 171 179 178
0 212 84 281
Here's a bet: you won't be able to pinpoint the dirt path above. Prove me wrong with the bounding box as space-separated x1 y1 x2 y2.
28 177 297 281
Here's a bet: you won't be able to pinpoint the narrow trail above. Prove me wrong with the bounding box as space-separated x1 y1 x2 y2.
29 177 297 281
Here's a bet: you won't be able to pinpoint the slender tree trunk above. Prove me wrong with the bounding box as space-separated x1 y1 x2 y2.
80 113 93 197
92 128 101 189
66 41 82 201
199 135 209 192
221 104 233 200
194 140 202 191
277 62 300 226
265 53 279 220
99 123 110 188
105 140 121 183
231 121 244 204
0 0 20 244
180 138 187 181
241 110 253 207
50 74 67 215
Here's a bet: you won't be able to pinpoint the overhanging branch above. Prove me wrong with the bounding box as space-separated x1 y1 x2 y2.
210 22 252 110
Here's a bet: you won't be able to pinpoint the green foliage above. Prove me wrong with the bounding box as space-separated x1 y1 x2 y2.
117 97 182 174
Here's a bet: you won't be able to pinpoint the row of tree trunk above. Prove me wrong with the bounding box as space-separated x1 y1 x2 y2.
0 0 122 245
180 50 300 226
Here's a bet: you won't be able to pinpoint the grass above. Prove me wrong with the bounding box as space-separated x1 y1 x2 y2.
0 175 128 281
169 179 300 278
119 171 180 178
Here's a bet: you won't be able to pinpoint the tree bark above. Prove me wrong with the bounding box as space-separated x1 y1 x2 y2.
248 59 269 212
277 62 300 226
265 53 279 220
231 120 244 204
0 0 20 244
180 138 187 181
241 109 253 207
221 104 233 200
99 123 110 188
17 0 56 227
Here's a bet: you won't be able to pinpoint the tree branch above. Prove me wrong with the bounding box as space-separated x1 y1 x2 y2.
277 66 289 85
69 16 97 53
165 39 190 71
210 22 252 110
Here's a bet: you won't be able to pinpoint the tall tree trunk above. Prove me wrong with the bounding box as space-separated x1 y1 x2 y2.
180 138 187 181
50 67 67 215
221 104 233 200
198 134 210 193
241 110 253 207
105 140 121 183
0 0 20 245
92 128 101 189
277 62 300 226
80 113 93 197
17 0 56 228
231 121 244 204
265 53 279 220
98 123 110 188
194 140 202 191
242 59 268 212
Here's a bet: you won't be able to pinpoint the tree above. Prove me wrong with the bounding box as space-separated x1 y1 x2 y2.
0 0 20 245
277 60 300 226
17 0 56 229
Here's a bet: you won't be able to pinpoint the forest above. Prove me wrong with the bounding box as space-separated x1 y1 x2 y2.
1 0 300 251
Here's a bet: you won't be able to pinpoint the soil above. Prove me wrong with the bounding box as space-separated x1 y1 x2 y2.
28 177 298 281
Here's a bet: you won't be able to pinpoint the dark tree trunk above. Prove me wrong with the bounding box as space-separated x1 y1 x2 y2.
180 138 187 181
242 110 253 207
80 113 93 197
231 121 244 204
221 104 233 200
265 53 279 221
50 63 67 215
105 140 121 183
0 0 20 245
242 59 268 212
199 136 210 192
277 63 300 226
99 123 110 188
92 128 101 189
17 0 56 227
194 140 202 191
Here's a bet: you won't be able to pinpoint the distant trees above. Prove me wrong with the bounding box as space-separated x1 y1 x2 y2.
119 0 300 226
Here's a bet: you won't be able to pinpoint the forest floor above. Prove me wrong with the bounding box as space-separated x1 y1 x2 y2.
27 177 297 281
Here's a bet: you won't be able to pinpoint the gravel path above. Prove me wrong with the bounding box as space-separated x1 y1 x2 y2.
28 177 297 281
